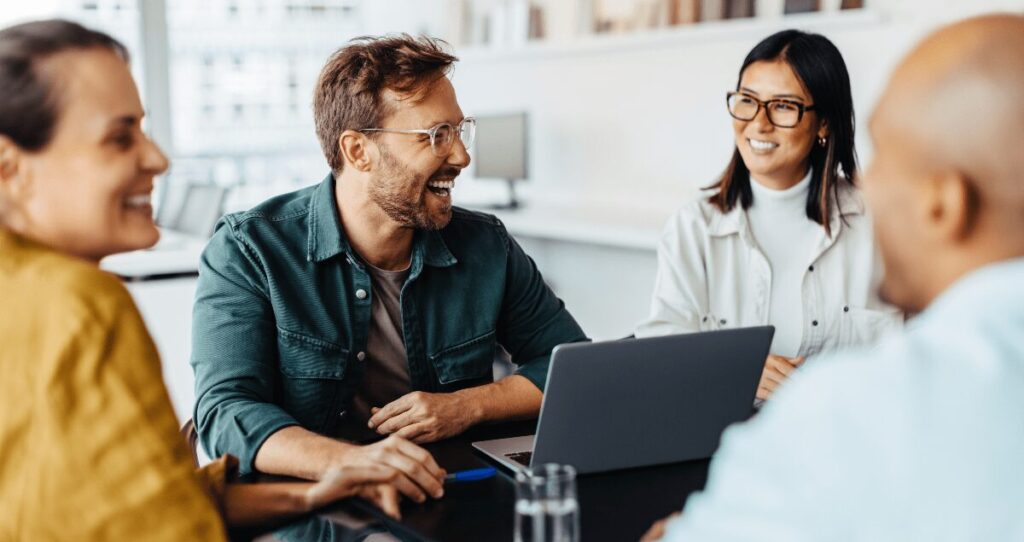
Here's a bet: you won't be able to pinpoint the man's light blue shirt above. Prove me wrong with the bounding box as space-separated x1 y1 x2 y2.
663 258 1024 541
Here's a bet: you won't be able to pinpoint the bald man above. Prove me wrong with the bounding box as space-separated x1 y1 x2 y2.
643 14 1024 542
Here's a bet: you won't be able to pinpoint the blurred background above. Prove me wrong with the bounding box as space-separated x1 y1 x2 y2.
4 0 1019 420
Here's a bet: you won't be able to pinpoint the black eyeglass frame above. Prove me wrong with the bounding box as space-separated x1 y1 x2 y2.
726 91 816 128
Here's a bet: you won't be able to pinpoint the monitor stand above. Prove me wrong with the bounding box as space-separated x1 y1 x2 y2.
477 178 521 210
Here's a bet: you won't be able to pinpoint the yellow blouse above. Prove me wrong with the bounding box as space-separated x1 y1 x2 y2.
0 229 227 541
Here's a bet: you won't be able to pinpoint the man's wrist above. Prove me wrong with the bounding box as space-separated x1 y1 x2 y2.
453 386 489 425
323 439 360 472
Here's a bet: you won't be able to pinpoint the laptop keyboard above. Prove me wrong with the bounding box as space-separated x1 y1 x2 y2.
505 451 532 466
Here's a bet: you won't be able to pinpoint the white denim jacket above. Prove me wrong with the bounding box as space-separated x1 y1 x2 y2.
636 185 902 358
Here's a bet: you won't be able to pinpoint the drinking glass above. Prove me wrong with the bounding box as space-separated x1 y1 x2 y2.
514 464 579 542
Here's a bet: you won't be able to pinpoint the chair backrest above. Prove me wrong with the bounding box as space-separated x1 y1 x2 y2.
180 418 200 469
171 183 228 238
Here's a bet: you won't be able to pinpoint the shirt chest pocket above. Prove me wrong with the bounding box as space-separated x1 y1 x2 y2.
839 307 903 348
277 329 349 431
428 331 496 390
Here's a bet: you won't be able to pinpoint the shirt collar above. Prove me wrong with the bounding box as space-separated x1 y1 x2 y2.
306 172 457 269
306 173 348 263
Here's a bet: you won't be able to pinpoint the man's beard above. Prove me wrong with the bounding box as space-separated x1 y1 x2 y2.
368 145 456 230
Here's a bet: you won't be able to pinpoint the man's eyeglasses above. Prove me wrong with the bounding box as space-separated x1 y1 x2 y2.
359 117 477 157
726 92 815 128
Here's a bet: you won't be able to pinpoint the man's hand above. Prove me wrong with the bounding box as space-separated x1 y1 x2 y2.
368 390 481 444
304 465 402 518
756 354 805 401
335 434 447 504
640 512 681 541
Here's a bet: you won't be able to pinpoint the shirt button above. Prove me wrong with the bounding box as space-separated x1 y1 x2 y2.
843 306 850 313
808 265 815 272
812 320 819 326
356 351 366 361
719 319 727 325
355 289 367 300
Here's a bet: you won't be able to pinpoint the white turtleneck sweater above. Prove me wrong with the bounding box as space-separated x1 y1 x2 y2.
746 171 820 358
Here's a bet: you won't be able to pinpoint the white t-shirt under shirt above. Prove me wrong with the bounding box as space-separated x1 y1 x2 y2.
745 171 819 358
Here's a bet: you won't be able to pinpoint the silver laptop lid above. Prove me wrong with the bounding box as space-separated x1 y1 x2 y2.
531 326 773 474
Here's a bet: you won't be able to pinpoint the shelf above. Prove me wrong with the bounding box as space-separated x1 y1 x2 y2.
457 8 881 63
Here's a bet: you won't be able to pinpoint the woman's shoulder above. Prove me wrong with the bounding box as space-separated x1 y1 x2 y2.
3 235 134 323
666 190 722 226
661 188 736 240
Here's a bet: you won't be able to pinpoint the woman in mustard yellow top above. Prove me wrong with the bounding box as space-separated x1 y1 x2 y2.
0 20 401 540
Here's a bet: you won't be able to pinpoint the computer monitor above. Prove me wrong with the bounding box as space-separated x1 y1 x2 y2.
473 112 528 209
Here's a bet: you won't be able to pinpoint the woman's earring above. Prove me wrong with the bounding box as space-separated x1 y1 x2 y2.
817 136 827 147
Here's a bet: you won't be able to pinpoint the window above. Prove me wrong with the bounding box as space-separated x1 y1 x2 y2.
164 0 364 210
0 1 145 96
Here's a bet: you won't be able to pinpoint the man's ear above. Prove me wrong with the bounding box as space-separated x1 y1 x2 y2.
923 170 978 243
339 130 376 173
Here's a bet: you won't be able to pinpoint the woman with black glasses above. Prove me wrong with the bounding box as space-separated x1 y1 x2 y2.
636 30 901 402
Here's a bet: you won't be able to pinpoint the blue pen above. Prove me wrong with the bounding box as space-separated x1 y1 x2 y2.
444 467 497 483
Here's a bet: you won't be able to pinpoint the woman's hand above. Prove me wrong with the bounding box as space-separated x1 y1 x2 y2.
222 465 403 526
305 465 402 518
756 354 805 401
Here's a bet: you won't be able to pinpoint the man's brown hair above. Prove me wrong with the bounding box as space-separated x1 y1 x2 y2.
313 34 457 173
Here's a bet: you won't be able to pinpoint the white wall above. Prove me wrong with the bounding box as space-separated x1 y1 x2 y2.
444 0 1024 209
142 0 1024 420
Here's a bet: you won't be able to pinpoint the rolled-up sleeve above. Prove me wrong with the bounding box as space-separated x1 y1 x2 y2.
191 219 298 474
495 224 588 391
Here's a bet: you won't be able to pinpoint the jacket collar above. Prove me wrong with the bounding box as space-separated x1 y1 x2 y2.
306 173 457 270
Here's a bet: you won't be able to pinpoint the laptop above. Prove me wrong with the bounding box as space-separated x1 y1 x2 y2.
473 326 774 474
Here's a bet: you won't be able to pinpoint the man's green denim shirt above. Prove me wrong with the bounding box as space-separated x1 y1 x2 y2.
191 174 587 473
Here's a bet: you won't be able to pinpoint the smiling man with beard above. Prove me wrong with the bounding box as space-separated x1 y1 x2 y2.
190 35 587 504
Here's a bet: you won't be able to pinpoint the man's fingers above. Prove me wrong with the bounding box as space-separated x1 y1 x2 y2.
388 471 429 503
390 437 446 480
757 385 774 400
377 409 420 435
395 422 431 443
383 453 444 499
790 356 806 366
640 513 680 542
369 397 413 429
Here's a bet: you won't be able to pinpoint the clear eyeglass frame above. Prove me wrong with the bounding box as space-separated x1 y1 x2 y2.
359 117 476 157
726 91 816 128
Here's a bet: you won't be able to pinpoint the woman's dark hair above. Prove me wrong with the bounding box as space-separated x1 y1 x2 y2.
709 29 857 236
0 19 128 152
